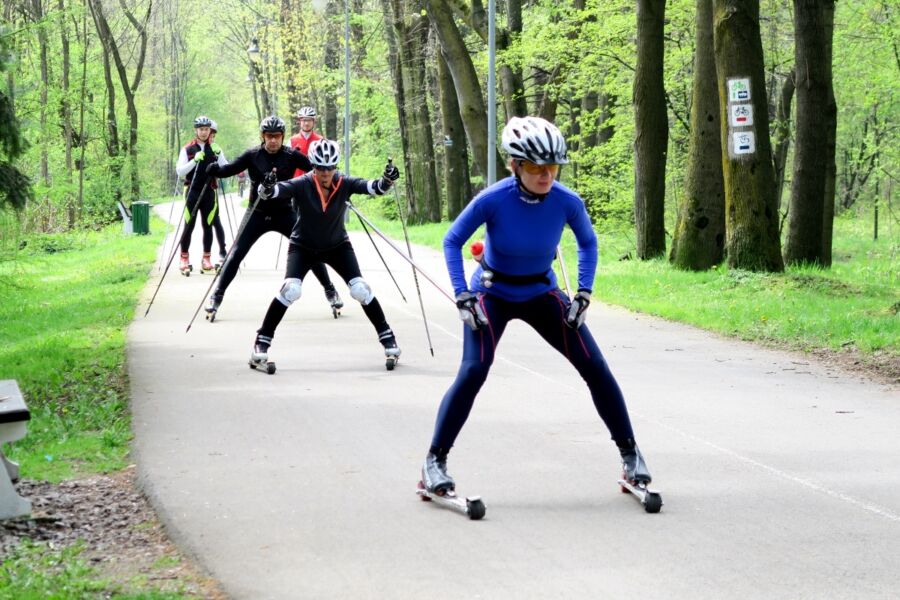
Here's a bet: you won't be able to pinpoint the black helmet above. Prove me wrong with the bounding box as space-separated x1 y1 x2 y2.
259 116 286 134
296 106 317 119
194 115 213 128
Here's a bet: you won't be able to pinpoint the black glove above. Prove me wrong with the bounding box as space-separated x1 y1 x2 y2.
456 291 489 331
383 163 400 181
205 162 220 176
565 290 591 329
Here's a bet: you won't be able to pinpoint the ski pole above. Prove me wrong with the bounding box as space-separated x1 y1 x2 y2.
185 171 275 332
275 234 283 270
353 207 408 302
218 179 236 246
556 245 572 299
388 157 434 356
346 202 455 304
144 176 215 317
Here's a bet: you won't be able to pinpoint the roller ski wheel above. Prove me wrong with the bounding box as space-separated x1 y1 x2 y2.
205 308 217 323
180 265 192 277
385 355 399 371
205 296 222 323
617 477 663 514
249 357 276 375
326 290 343 319
416 480 485 520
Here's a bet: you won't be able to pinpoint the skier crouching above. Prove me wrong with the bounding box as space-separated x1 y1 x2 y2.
249 139 402 370
421 116 654 497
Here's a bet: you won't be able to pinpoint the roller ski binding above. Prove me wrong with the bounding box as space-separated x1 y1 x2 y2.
179 252 192 277
379 330 401 371
616 441 662 513
325 287 343 319
201 253 215 274
248 335 276 375
416 451 485 521
215 251 226 273
205 293 222 322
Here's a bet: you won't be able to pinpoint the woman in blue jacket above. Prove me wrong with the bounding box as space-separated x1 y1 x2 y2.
420 117 653 495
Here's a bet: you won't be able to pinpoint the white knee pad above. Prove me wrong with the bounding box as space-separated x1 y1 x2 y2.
277 277 303 306
348 277 374 305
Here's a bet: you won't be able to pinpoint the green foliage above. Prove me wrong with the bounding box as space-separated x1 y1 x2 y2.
0 224 163 481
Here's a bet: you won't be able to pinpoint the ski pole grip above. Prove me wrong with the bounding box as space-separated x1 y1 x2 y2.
470 241 484 263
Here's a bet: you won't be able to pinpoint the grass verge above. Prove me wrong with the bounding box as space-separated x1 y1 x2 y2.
349 197 898 379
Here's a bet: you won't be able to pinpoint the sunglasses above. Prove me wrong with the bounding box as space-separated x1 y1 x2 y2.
519 161 560 176
314 165 336 172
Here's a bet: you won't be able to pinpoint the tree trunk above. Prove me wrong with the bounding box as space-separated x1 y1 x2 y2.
324 0 341 140
772 69 794 213
387 0 441 223
281 0 308 118
424 0 504 182
820 0 836 267
437 50 472 220
633 0 668 260
57 0 76 228
671 0 725 270
32 0 50 188
500 0 527 119
784 0 830 266
713 0 784 272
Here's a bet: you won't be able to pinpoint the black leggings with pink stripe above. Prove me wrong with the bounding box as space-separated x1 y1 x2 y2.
430 289 635 451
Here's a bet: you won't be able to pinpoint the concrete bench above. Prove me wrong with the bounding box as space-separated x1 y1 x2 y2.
0 380 31 519
116 200 133 234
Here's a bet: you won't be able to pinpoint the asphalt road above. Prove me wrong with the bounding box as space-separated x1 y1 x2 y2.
128 197 900 599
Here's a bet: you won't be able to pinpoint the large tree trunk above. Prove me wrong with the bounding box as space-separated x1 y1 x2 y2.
424 0 504 182
437 50 472 220
385 0 442 223
281 0 309 120
323 0 341 140
784 0 831 266
671 0 725 270
633 0 668 260
820 0 837 267
713 0 784 272
772 69 794 213
57 0 76 228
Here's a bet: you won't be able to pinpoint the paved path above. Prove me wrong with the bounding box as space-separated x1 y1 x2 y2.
129 197 900 599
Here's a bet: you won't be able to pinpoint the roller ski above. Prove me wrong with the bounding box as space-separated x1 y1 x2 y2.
325 287 343 319
617 442 662 513
416 451 485 521
204 293 222 322
248 335 276 375
200 253 215 274
179 252 192 277
379 329 401 371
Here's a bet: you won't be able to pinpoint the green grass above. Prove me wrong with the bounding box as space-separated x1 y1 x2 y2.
0 225 164 482
349 198 898 361
0 541 192 599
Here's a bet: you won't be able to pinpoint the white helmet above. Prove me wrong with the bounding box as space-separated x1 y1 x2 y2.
297 106 317 119
308 139 340 168
209 120 218 133
501 116 568 165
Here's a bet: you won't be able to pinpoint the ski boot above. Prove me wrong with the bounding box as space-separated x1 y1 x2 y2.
179 252 192 277
325 287 344 319
248 334 276 375
201 252 215 273
205 293 223 322
379 329 401 370
617 440 662 513
215 251 227 273
416 450 485 520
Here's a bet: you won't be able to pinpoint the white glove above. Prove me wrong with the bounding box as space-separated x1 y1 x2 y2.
565 290 591 329
456 291 489 331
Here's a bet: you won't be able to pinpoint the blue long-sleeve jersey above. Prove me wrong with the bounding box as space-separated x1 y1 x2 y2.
443 177 598 302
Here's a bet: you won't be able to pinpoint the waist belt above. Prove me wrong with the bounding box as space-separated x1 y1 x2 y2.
481 261 551 286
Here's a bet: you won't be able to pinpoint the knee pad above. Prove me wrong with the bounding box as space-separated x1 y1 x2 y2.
348 277 374 305
277 277 303 306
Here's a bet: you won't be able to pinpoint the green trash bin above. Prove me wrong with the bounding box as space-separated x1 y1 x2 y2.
131 201 150 235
